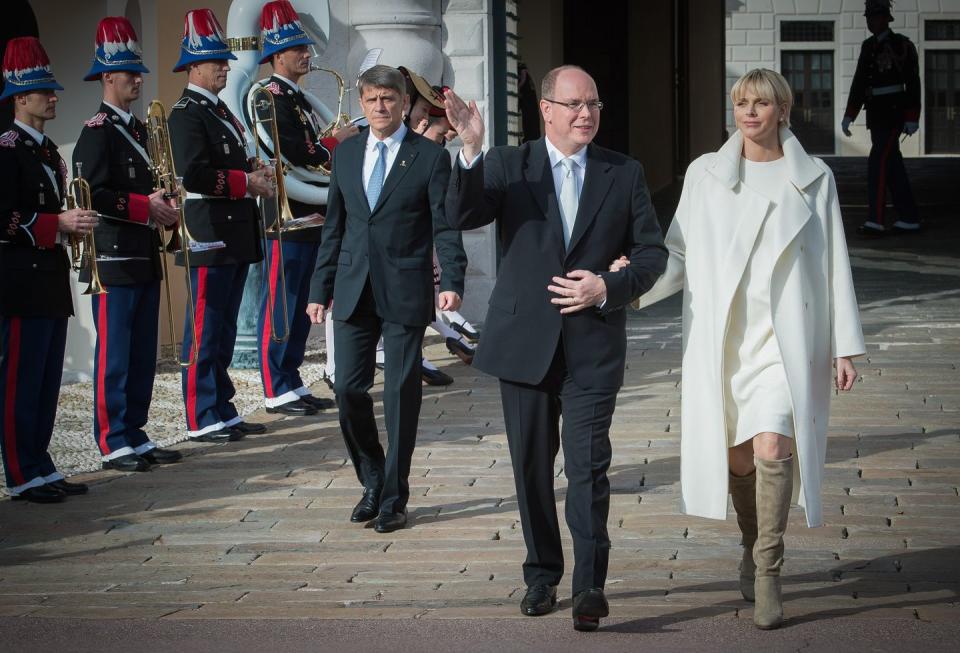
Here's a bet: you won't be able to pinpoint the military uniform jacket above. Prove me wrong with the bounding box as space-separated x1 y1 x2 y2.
845 30 921 128
0 125 72 318
73 103 163 285
258 75 340 244
167 87 262 267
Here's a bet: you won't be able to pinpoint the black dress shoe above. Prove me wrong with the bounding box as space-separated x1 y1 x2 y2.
190 428 243 443
11 485 65 503
102 453 150 472
299 395 336 410
445 337 475 365
450 321 480 343
231 422 267 435
520 584 558 616
571 588 609 632
265 398 318 416
374 509 408 533
857 223 886 237
141 448 182 465
421 365 454 386
48 479 89 496
350 487 381 523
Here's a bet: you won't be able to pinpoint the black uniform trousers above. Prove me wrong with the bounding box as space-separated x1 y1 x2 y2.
0 316 68 491
499 339 618 595
868 112 918 226
333 279 425 515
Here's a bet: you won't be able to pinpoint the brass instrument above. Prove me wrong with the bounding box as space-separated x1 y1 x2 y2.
67 163 107 296
145 100 199 368
309 64 351 175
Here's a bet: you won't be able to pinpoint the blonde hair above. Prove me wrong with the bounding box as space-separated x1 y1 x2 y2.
730 68 793 128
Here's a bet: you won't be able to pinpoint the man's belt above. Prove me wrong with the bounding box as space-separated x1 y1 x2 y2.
868 84 906 97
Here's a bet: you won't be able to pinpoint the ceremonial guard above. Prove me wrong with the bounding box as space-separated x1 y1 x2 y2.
255 0 357 416
842 0 921 235
168 8 276 442
0 37 98 502
73 17 183 472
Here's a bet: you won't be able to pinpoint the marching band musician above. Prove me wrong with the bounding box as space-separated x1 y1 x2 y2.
0 37 98 503
73 17 183 472
168 8 276 443
255 0 358 416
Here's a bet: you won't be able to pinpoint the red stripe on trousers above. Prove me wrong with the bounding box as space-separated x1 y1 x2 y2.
186 267 209 431
3 318 24 485
261 241 281 398
875 130 898 225
95 295 112 454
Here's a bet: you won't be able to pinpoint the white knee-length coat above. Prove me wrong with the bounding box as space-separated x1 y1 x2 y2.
636 128 865 527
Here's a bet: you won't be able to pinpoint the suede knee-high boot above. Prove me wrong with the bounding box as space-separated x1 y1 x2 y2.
729 470 757 602
753 456 793 630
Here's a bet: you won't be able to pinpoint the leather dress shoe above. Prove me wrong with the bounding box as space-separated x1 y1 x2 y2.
571 588 609 632
350 487 381 523
374 509 408 533
450 321 480 343
445 337 475 365
265 398 318 416
857 223 886 237
11 485 65 503
102 453 150 472
422 365 454 386
231 422 267 435
520 584 558 616
141 448 182 465
190 428 243 443
48 479 89 496
299 394 336 410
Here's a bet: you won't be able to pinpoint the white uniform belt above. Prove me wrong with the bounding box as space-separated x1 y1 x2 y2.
185 192 231 201
869 84 905 97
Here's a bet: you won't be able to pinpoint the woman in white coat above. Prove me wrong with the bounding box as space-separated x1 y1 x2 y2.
621 69 865 629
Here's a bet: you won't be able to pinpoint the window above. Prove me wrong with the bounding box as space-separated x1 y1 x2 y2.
925 20 960 41
782 50 835 154
780 21 834 43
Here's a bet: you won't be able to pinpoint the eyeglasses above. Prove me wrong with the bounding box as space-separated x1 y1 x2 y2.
543 98 604 113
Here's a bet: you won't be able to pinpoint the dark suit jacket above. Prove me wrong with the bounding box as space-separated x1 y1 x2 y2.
446 138 667 389
309 126 466 327
73 103 163 285
167 88 262 267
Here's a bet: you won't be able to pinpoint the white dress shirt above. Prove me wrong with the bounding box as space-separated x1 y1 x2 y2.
103 101 133 125
363 122 408 194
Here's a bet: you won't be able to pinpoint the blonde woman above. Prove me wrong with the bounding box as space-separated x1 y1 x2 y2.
621 69 865 628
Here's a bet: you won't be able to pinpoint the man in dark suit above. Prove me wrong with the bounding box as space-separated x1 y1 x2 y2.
306 65 466 534
167 8 275 443
444 65 667 631
73 16 183 472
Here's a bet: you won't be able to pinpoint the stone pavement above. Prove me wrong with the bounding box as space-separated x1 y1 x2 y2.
0 208 958 651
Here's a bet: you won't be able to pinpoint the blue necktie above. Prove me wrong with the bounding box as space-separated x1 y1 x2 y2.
366 141 387 210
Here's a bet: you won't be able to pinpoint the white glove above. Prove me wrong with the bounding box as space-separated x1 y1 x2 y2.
903 121 919 136
841 116 852 137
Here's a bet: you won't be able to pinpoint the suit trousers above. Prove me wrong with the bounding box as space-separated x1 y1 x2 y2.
333 280 425 515
257 239 320 406
0 316 67 492
868 116 918 225
499 340 618 594
181 264 248 437
91 281 161 460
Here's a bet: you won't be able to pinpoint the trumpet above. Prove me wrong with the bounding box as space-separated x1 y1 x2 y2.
145 100 199 368
67 162 106 296
309 64 351 176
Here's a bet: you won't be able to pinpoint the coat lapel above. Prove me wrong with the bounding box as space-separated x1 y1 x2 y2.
566 143 614 257
345 134 370 217
371 130 419 217
522 138 565 253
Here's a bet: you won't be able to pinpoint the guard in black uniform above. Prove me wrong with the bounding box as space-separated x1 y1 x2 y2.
842 0 921 235
0 37 98 502
73 17 184 472
255 0 357 416
167 9 276 442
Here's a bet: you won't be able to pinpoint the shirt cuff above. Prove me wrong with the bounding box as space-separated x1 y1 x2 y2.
458 150 482 169
33 212 60 248
127 193 151 224
227 170 248 200
320 137 340 153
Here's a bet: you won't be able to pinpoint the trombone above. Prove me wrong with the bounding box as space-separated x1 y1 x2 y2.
67 162 107 296
145 100 199 368
308 65 351 176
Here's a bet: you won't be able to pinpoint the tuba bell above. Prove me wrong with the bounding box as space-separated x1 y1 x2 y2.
67 162 107 296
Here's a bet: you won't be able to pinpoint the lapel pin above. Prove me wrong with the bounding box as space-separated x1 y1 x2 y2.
400 160 407 167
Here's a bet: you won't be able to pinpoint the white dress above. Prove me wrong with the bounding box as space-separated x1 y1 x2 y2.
723 157 795 447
